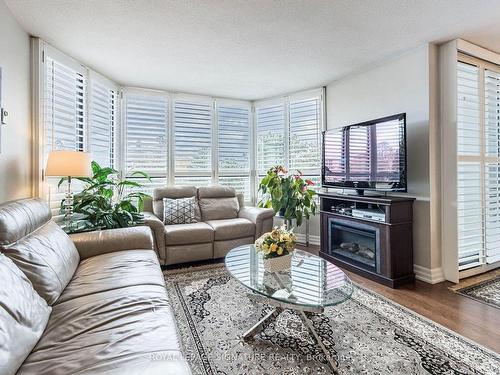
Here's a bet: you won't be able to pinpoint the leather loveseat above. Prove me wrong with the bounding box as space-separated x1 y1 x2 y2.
143 185 275 265
0 198 191 375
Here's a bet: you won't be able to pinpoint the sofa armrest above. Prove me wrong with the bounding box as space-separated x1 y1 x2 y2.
238 207 275 238
141 212 167 262
70 226 154 260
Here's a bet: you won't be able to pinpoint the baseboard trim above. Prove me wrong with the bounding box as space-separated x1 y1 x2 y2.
413 264 445 284
295 233 320 246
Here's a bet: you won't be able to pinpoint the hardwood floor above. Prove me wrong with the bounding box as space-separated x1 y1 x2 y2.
300 245 500 354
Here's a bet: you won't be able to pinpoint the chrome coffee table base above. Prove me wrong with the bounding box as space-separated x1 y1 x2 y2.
243 293 338 374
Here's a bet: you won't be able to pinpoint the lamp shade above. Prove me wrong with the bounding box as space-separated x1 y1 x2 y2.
45 151 92 177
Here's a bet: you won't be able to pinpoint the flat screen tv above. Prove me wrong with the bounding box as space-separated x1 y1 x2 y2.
322 113 407 193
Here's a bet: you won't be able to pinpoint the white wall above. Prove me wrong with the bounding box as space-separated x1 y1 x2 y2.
324 44 435 270
0 0 32 202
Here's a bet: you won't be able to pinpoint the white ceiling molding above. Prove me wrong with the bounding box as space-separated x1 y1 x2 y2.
5 0 500 100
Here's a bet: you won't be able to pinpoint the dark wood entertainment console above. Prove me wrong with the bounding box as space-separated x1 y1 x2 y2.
318 192 415 288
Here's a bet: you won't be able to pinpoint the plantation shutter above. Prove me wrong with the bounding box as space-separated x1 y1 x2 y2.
89 77 116 168
288 95 321 188
217 101 251 199
484 69 500 264
347 126 371 181
43 52 86 215
456 61 483 270
256 100 285 175
174 96 213 186
123 91 168 193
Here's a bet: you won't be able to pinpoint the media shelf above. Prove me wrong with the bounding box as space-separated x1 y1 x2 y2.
318 192 415 288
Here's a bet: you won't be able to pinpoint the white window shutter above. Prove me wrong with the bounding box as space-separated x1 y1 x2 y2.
256 101 286 175
43 54 86 215
288 97 321 173
456 61 483 270
217 101 251 199
174 96 213 185
456 60 500 270
89 79 116 168
484 69 500 264
457 62 481 156
123 91 168 193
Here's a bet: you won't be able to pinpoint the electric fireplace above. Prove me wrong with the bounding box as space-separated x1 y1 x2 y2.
327 218 380 273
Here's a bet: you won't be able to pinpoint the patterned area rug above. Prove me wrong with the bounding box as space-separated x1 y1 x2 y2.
164 264 500 375
455 277 500 309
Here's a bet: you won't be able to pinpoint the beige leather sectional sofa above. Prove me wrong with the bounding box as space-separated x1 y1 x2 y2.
143 185 275 265
0 198 191 375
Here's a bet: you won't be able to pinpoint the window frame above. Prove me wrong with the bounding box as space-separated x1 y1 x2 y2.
254 88 325 196
455 52 500 275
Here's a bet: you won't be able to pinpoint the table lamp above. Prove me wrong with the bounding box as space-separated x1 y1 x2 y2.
45 151 92 225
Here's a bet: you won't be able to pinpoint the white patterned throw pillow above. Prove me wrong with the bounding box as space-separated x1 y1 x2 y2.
163 197 197 225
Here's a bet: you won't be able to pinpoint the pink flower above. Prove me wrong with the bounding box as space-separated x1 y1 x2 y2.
306 179 314 186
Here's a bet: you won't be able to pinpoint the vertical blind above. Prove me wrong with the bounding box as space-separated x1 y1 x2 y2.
43 54 86 215
456 60 500 270
217 102 251 199
124 92 168 192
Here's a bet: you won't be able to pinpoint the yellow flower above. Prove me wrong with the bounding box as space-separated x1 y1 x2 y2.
285 242 294 250
262 243 270 254
270 243 278 253
270 229 280 240
280 233 290 242
277 247 283 255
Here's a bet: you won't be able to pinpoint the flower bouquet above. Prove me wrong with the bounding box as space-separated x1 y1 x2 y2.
255 225 296 272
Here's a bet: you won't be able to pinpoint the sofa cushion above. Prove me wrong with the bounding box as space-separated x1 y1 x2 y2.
206 218 255 241
2 221 80 305
198 185 236 198
163 197 197 224
198 197 239 221
17 284 189 375
0 254 51 375
165 222 214 245
57 249 165 304
153 186 200 221
0 198 51 247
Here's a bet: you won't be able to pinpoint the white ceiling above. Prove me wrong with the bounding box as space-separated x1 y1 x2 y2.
5 0 500 100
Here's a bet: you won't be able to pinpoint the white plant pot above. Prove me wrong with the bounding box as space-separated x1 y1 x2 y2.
263 252 293 273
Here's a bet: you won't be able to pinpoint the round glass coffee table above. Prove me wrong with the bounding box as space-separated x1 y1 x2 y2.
225 244 354 372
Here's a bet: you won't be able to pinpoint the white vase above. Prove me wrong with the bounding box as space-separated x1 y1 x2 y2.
263 252 293 273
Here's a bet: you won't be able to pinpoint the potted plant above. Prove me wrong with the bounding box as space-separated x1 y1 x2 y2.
258 165 317 228
59 161 151 233
255 225 296 272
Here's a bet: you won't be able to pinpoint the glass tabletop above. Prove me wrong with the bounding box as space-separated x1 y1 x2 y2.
225 245 354 309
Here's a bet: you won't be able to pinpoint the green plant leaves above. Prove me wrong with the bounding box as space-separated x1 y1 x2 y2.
60 161 152 233
257 164 318 227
